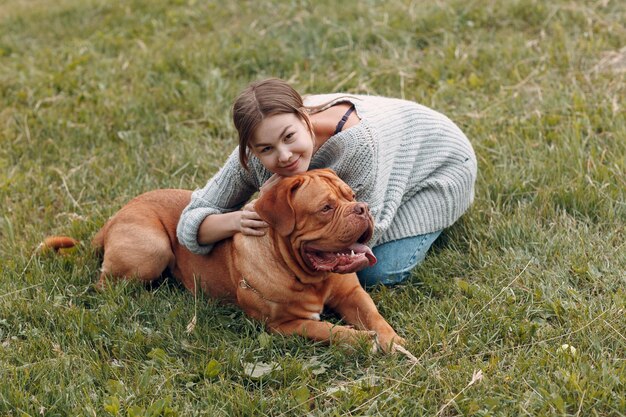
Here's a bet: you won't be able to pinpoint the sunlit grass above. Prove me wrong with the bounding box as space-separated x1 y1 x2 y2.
1 0 624 415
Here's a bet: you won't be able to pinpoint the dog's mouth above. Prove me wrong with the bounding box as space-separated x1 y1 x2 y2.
302 242 377 274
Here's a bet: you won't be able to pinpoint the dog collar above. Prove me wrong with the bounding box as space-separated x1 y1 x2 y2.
239 276 274 303
239 274 305 302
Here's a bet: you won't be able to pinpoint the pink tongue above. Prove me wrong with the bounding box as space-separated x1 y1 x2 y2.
348 243 377 266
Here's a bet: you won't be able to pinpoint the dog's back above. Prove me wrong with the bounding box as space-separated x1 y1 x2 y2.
97 189 242 300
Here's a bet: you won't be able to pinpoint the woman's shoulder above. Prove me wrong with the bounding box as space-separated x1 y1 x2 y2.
303 94 361 112
304 93 414 104
209 147 269 190
304 93 423 115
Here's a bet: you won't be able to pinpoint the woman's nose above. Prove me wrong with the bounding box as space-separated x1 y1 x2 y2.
278 147 292 162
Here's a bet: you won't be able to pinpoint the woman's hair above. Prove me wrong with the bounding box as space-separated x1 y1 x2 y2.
233 78 313 170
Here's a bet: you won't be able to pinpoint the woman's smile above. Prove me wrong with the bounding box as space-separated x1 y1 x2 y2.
281 156 301 170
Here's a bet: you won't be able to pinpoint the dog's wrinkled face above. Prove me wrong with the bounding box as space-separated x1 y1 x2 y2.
255 169 377 275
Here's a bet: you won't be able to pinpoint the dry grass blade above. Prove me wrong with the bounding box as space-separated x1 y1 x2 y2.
393 343 419 365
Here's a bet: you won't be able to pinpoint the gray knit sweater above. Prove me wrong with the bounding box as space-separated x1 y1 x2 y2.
177 94 477 255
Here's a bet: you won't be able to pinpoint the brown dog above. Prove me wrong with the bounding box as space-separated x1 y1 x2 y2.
80 169 405 351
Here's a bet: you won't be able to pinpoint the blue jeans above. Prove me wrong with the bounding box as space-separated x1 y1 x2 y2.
357 230 443 287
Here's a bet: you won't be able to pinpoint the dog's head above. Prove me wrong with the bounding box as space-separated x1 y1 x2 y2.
254 169 376 280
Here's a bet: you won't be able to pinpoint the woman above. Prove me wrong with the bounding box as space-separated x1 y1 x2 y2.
177 78 477 286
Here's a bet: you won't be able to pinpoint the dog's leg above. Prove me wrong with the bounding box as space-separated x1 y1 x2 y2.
98 223 174 288
270 319 377 348
327 281 405 352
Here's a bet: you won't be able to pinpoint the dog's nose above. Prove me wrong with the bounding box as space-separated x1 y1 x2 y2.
353 202 368 215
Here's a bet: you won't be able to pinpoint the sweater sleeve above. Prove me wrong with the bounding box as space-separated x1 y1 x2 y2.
176 148 258 255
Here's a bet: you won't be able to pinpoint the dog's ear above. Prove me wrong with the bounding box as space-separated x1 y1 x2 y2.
255 177 304 236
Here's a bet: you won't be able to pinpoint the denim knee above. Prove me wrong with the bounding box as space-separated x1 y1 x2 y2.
357 230 442 288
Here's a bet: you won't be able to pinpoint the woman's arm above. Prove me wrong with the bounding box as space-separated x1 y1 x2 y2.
197 202 267 245
177 149 265 254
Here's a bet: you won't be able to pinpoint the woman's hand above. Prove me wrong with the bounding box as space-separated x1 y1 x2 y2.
237 174 283 236
238 201 269 236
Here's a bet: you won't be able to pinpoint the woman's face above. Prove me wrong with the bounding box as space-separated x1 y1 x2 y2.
249 113 314 176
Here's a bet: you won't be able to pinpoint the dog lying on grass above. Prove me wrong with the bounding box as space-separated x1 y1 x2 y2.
45 169 408 354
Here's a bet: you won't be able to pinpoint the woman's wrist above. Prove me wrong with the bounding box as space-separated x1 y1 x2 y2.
197 212 241 245
230 210 243 234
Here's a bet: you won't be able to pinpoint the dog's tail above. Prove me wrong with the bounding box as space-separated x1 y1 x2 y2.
91 226 106 249
39 236 80 253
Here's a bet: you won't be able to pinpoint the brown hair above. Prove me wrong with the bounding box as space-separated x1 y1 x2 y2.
233 78 314 170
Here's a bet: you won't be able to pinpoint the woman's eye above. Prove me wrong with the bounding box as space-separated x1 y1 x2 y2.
285 132 295 141
260 146 271 153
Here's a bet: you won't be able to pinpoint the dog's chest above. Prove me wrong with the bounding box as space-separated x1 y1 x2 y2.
300 302 324 321
236 277 325 322
266 287 326 322
288 287 327 321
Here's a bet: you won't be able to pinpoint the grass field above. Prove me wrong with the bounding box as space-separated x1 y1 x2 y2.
1 0 625 415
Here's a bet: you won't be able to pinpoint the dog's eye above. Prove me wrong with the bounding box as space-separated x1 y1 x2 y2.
321 204 333 213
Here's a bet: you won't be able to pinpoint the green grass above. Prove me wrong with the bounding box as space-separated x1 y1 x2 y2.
1 0 625 415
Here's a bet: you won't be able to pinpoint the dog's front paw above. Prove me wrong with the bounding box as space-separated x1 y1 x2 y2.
376 333 406 353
